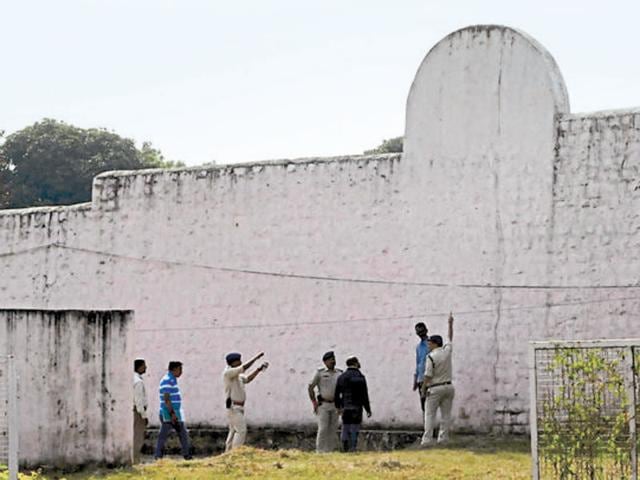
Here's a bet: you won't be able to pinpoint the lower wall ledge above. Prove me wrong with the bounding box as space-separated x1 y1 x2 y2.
143 426 526 456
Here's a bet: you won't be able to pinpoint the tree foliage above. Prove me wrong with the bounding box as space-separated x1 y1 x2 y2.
364 136 403 154
0 119 184 209
139 141 185 169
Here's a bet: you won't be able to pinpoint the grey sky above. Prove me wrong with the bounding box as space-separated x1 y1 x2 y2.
2 0 639 166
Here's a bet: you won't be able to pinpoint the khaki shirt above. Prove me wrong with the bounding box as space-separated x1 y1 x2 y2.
309 367 343 402
223 365 248 403
425 343 452 385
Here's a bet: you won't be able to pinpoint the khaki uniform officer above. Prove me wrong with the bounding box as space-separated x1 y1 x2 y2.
308 351 343 452
421 313 455 446
223 351 268 452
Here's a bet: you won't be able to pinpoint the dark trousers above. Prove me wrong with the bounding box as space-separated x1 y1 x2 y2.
154 420 191 459
341 423 361 452
417 382 426 412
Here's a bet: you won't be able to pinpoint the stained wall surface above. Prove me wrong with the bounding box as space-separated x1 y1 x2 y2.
0 310 133 466
1 25 639 434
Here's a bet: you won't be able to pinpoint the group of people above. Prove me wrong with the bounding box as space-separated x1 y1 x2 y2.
131 313 455 461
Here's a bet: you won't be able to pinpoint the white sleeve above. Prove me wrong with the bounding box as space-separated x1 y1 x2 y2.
224 366 244 380
309 370 320 388
425 355 434 378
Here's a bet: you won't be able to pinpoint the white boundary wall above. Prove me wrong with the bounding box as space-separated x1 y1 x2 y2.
0 310 133 468
1 26 639 432
0 355 18 480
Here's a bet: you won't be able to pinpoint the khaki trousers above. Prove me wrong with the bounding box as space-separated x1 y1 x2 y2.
421 384 455 445
315 402 339 452
133 411 147 463
225 406 247 452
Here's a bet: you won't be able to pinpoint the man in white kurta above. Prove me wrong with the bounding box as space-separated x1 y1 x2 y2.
133 358 149 463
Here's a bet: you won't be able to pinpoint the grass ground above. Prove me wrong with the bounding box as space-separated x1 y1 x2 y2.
4 437 531 480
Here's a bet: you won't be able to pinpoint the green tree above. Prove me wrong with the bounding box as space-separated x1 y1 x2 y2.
364 136 403 154
0 119 183 209
139 141 185 169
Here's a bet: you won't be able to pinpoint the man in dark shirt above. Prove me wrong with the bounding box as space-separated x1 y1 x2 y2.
334 356 372 452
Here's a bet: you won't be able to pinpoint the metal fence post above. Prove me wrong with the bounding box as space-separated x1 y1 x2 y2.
7 355 17 480
629 347 638 480
528 343 540 480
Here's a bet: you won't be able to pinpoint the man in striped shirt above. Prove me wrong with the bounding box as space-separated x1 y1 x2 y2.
154 361 192 460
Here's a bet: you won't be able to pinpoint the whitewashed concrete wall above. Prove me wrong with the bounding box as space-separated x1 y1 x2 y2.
1 25 639 434
0 310 133 467
403 25 572 430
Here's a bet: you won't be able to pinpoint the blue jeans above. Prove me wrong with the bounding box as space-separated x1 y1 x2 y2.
341 423 361 452
154 418 191 459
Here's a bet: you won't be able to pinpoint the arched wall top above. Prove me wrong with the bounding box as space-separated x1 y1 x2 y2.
412 25 569 113
399 25 572 324
404 25 569 162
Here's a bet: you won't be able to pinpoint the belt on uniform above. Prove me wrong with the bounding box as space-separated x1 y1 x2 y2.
427 381 452 389
232 400 245 406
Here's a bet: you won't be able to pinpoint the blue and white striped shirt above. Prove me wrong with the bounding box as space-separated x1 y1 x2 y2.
159 371 184 422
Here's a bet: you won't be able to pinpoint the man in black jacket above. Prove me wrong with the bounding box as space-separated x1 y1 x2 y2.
334 356 372 452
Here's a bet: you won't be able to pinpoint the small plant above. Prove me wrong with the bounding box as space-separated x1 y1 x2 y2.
538 347 636 479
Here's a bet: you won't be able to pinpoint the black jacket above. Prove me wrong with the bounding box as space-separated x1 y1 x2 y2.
334 367 371 423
